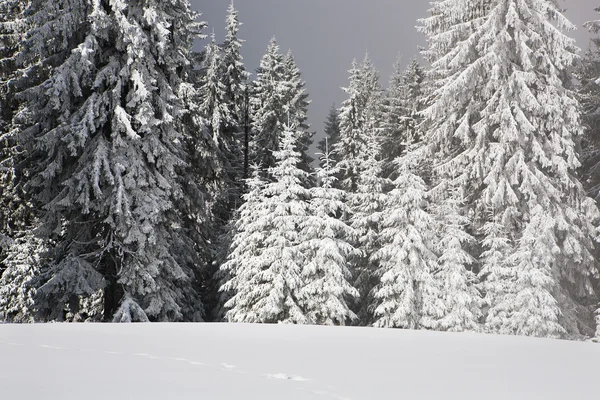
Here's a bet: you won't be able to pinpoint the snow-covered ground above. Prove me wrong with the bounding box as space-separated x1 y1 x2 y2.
0 323 598 399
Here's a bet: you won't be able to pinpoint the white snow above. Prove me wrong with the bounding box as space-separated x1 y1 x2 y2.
0 323 598 399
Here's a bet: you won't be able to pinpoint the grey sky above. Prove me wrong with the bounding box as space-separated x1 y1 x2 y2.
192 1 598 158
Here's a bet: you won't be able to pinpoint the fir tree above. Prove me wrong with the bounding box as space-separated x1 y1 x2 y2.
222 1 250 127
15 0 208 322
381 58 425 178
431 182 482 332
0 0 30 277
0 231 45 323
582 7 600 340
336 53 383 192
349 127 388 325
281 50 313 173
198 31 241 228
420 0 599 337
317 105 342 166
580 9 600 202
372 149 442 329
299 147 360 325
250 38 285 173
221 125 310 324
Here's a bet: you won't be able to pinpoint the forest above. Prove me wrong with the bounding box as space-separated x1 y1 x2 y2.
1 0 600 342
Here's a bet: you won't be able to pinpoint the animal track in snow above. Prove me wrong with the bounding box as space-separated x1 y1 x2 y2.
264 373 311 382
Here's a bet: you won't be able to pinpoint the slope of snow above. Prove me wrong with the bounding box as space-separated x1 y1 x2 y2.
0 323 598 399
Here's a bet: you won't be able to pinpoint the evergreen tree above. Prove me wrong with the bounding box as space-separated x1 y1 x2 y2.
14 0 208 322
281 50 313 173
336 53 383 192
250 38 285 173
317 105 342 166
580 9 600 202
0 231 45 323
198 31 241 227
381 58 425 178
221 125 310 323
431 182 483 332
222 1 249 127
0 0 30 277
420 0 599 337
371 149 442 329
582 7 600 340
349 127 388 325
299 148 360 325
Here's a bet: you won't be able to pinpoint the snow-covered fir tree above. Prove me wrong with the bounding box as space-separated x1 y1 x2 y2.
249 38 285 173
0 230 45 323
381 57 426 178
371 148 442 329
13 0 209 322
222 1 250 129
581 7 600 340
580 8 600 202
0 0 29 276
317 105 342 166
431 182 483 332
221 125 310 324
281 50 313 174
299 145 360 325
198 31 242 228
349 126 388 325
336 53 383 192
420 0 599 337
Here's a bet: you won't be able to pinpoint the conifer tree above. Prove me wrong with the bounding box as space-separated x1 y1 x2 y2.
281 51 313 173
582 7 600 340
580 9 600 202
381 58 425 177
221 125 310 324
13 0 209 322
349 127 388 325
371 149 442 329
336 53 383 192
317 105 342 165
0 0 29 276
198 31 242 228
299 146 360 325
250 38 285 173
0 231 45 323
431 183 483 332
223 1 250 127
420 0 599 337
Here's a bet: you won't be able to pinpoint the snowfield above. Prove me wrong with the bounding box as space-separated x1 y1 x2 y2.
0 323 598 399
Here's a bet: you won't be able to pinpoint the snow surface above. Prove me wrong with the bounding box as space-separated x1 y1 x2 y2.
0 323 598 399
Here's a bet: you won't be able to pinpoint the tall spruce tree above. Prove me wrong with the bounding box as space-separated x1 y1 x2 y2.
299 148 360 325
431 182 483 332
580 9 600 202
250 38 285 173
220 125 310 323
281 50 313 173
420 0 599 337
12 0 209 322
581 7 600 339
198 31 240 226
223 1 249 128
371 149 442 329
317 105 342 166
0 0 30 276
381 58 425 178
349 126 388 325
336 53 383 192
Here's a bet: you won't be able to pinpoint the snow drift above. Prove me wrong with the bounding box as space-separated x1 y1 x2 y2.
0 323 598 399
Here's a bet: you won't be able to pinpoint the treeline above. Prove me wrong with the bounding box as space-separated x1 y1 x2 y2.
2 1 600 340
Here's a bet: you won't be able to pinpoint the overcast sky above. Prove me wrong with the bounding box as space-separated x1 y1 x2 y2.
191 1 598 157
